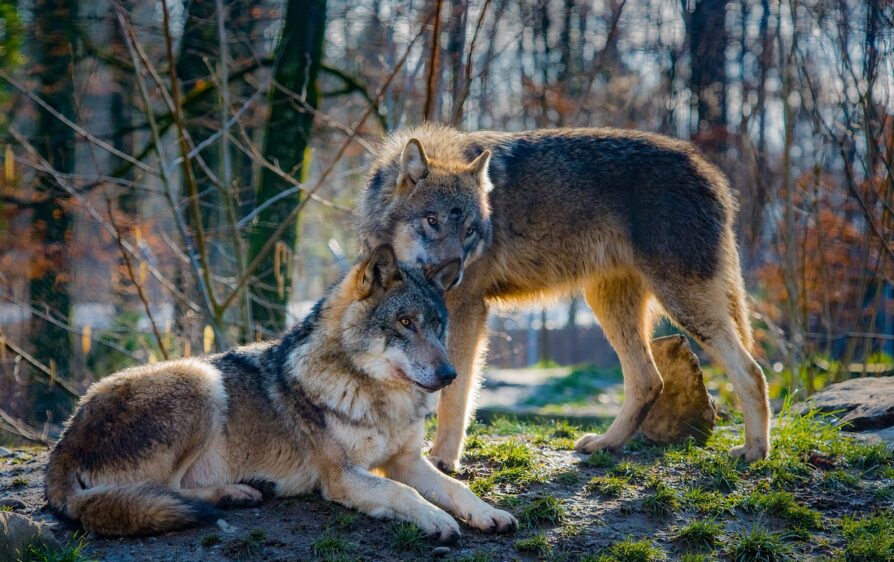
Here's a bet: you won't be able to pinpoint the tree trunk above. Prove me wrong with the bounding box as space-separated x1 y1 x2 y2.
29 0 78 422
247 0 326 334
687 0 729 150
446 0 467 125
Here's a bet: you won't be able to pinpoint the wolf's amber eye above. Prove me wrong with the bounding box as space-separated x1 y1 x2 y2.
466 225 477 236
399 317 414 329
426 215 438 227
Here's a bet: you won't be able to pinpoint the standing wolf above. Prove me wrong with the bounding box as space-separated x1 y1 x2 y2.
45 245 516 539
359 124 770 471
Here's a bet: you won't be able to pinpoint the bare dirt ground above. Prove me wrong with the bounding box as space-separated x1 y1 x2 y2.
3 408 893 562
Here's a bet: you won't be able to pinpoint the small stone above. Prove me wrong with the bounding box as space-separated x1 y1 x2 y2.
216 519 237 534
0 512 60 561
430 546 451 557
640 335 716 444
0 448 12 458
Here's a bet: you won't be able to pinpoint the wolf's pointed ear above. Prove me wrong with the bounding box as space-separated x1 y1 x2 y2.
397 138 430 193
358 244 402 298
468 149 493 193
426 258 461 292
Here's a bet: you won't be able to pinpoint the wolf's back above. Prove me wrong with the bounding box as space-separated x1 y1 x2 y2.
46 457 219 536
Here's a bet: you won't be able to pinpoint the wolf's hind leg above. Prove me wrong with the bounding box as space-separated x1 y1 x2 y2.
652 276 770 461
575 272 663 454
429 295 489 473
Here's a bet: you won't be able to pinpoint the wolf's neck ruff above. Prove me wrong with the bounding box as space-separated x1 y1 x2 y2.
262 281 433 430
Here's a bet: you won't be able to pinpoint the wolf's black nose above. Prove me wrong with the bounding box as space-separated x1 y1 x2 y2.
436 364 458 385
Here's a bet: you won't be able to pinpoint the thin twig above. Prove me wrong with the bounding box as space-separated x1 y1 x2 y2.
453 0 491 126
569 0 628 123
0 70 155 175
218 6 437 313
0 337 79 397
0 408 56 447
8 126 200 314
105 198 169 360
114 2 225 343
159 0 219 317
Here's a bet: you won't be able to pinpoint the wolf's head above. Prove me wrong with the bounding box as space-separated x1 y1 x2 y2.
338 244 459 392
360 137 493 289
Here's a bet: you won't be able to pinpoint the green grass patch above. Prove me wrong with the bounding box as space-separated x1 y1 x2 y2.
332 511 358 530
748 456 811 490
529 418 581 449
874 482 893 502
390 522 427 553
466 438 541 496
590 537 666 561
222 530 267 560
642 482 681 518
311 531 354 561
469 465 543 496
726 526 791 562
200 534 221 547
553 468 581 485
583 450 616 468
694 452 741 491
844 442 893 474
682 486 738 516
610 461 649 481
519 495 566 528
515 534 550 556
463 433 486 451
465 439 536 469
839 511 894 562
743 490 821 531
770 399 892 477
10 477 28 488
474 415 590 450
672 520 722 551
19 533 90 562
474 416 537 436
586 475 631 497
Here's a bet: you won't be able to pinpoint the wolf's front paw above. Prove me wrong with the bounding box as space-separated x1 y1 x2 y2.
468 507 517 535
730 442 768 462
574 433 622 454
416 507 461 544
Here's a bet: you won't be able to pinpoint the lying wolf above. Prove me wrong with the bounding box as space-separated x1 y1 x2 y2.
45 245 517 540
359 124 771 471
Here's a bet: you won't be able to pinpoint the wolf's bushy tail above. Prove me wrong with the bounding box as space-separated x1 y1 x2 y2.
46 464 219 536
